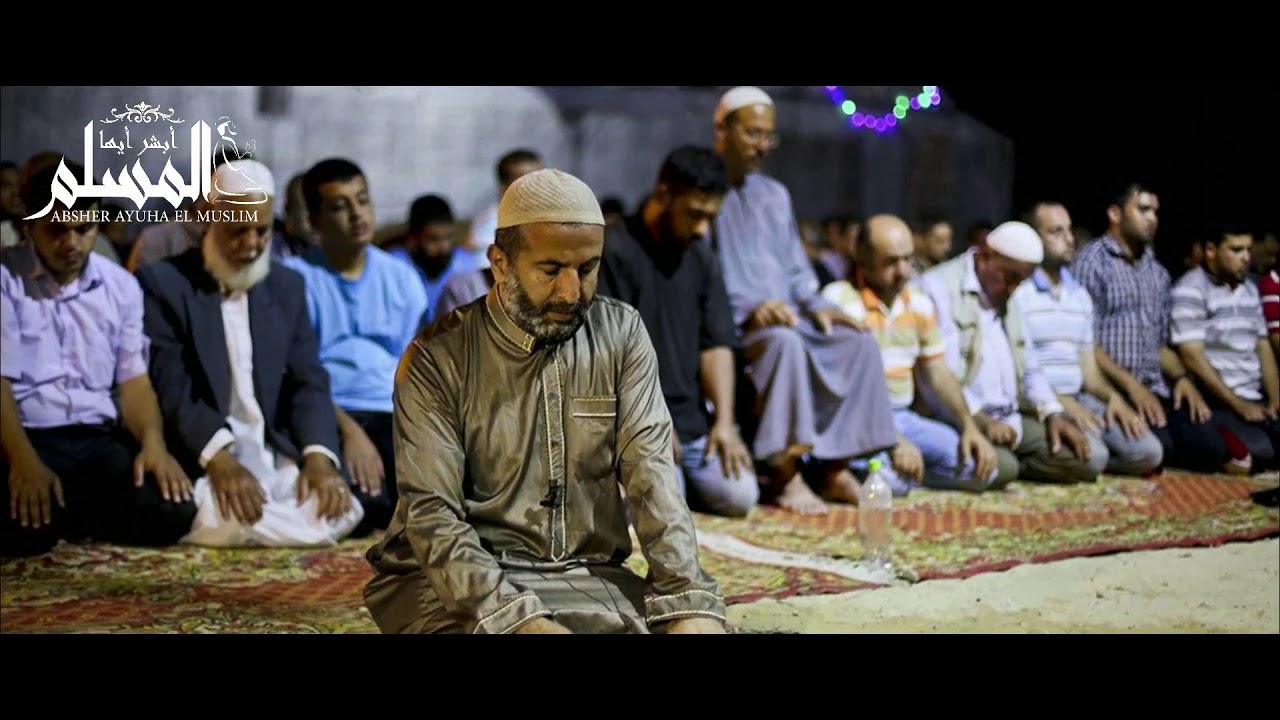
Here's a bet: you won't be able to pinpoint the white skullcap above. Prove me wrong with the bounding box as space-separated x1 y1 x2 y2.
986 221 1044 264
210 158 276 203
496 168 603 229
714 86 774 125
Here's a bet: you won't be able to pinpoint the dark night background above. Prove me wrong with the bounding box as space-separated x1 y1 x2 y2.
944 85 1275 270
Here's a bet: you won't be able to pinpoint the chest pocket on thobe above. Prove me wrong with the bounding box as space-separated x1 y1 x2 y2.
570 396 618 483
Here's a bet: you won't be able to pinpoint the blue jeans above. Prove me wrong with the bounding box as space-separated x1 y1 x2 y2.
849 450 911 497
894 408 1000 491
675 435 760 517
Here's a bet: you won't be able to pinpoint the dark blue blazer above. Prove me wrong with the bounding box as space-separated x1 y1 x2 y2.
136 247 339 479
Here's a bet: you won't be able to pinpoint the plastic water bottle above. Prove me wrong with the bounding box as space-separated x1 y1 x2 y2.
859 458 893 569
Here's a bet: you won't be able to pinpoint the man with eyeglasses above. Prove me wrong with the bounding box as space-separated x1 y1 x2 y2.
709 86 898 514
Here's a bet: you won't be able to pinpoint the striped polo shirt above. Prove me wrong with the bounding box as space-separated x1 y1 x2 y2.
822 280 945 409
1071 235 1172 397
1012 267 1093 396
1170 266 1268 401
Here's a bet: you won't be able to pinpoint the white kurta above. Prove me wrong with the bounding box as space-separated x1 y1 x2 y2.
182 292 363 547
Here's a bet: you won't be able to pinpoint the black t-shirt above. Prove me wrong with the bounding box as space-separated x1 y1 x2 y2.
598 215 739 443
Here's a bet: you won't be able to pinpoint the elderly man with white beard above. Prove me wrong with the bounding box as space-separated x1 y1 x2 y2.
137 159 364 547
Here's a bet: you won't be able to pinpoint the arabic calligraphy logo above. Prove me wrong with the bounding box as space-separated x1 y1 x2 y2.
23 102 269 219
101 102 184 125
209 116 266 206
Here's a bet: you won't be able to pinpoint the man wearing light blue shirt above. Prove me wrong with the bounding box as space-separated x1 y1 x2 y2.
284 158 427 535
387 194 478 327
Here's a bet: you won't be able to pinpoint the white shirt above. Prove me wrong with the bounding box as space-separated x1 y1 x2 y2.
198 292 340 472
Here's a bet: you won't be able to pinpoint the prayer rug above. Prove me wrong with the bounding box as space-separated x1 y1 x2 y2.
1 471 1275 632
0 540 381 633
653 471 1280 604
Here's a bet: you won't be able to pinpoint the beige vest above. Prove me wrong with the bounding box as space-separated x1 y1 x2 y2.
926 254 1035 415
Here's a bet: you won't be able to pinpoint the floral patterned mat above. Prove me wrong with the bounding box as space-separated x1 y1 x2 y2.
659 471 1280 603
0 541 381 633
2 471 1275 632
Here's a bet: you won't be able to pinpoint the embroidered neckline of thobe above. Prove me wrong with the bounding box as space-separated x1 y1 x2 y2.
483 287 570 560
484 288 537 355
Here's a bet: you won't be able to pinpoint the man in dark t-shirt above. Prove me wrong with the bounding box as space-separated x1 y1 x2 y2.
598 146 758 517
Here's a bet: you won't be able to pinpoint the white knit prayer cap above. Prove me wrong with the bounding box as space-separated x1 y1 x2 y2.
496 168 603 229
714 86 775 125
985 221 1044 264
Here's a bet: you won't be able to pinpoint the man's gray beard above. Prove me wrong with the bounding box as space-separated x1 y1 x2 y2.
203 232 272 293
502 272 589 345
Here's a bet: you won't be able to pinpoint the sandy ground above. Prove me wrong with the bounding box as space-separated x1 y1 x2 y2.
729 538 1279 634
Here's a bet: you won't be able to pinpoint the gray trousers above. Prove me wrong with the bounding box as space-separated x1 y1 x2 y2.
676 434 759 518
986 415 1101 489
1075 394 1165 476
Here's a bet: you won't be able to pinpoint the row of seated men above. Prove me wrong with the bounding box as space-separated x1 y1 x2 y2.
0 147 550 332
430 168 1280 517
0 143 560 559
3 94 1278 563
0 145 612 559
426 102 1279 514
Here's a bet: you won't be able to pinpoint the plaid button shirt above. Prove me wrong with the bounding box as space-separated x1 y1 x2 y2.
1070 234 1172 397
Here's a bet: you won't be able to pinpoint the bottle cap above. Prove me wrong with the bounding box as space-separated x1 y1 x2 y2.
868 458 882 472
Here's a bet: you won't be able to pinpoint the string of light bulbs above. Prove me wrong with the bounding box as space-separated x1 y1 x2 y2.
823 86 942 133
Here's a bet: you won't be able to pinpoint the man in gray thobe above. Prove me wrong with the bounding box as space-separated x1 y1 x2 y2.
710 86 898 515
364 169 727 634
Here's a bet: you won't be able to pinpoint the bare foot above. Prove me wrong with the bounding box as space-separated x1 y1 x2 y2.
774 473 828 515
821 468 862 505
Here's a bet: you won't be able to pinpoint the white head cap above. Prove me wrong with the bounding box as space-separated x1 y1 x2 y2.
497 168 603 230
985 221 1044 264
714 86 774 125
210 159 276 203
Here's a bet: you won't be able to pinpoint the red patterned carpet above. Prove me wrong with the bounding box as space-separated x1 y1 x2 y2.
1 471 1275 632
0 541 379 633
677 471 1280 603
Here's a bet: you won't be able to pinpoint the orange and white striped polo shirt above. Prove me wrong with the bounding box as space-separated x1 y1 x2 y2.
820 280 945 409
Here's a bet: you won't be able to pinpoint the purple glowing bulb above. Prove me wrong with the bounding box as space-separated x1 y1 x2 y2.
909 98 920 110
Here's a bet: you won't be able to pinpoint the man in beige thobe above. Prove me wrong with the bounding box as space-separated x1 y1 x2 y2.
364 169 727 634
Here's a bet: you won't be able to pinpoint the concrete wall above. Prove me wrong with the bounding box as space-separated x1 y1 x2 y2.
1 85 569 225
1 85 1013 232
